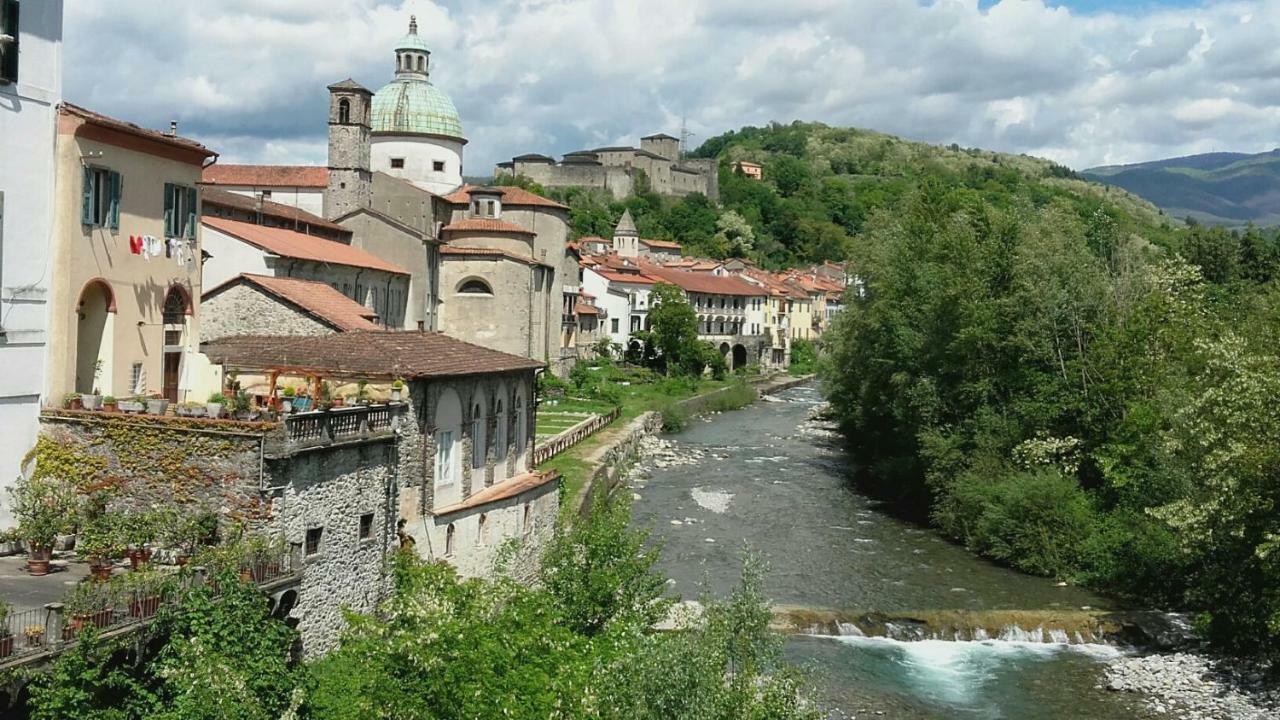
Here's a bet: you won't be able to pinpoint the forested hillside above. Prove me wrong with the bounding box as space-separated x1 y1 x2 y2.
1084 149 1280 227
500 122 1173 268
820 148 1280 660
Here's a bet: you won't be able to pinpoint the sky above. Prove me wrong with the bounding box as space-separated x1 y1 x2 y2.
63 0 1280 174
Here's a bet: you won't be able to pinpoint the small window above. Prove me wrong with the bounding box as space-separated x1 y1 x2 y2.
435 430 455 485
338 98 351 124
471 403 486 470
611 318 619 333
81 167 120 229
445 523 456 556
130 363 144 395
305 527 323 556
457 279 493 295
390 157 405 169
0 0 18 84
164 183 197 238
359 513 373 540
261 190 272 199
522 503 532 537
478 513 488 545
433 160 445 173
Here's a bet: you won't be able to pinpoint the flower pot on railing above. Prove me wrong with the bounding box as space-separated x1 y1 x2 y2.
130 595 163 619
206 402 223 419
63 608 114 640
88 559 113 582
81 394 102 411
102 398 119 413
118 400 145 413
146 399 169 415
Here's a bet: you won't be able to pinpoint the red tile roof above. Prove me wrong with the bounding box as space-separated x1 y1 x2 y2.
575 304 600 315
202 331 544 379
203 164 329 188
202 216 409 275
201 187 350 235
645 266 766 297
203 274 382 332
58 103 217 159
441 218 536 236
595 269 661 285
434 470 561 517
443 185 568 210
440 245 553 268
641 238 682 250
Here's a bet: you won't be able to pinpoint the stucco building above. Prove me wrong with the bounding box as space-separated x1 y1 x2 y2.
0 0 63 524
46 103 217 406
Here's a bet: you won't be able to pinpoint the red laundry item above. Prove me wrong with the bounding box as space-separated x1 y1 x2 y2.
129 235 141 255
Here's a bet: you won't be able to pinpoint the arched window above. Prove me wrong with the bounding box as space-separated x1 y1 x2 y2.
493 395 507 474
434 388 462 487
522 503 532 537
445 523 456 556
514 394 527 459
417 55 425 72
477 513 488 545
338 98 351 124
162 286 190 325
471 398 486 471
457 278 493 295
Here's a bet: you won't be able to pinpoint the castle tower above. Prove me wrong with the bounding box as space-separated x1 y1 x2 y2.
326 78 374 220
614 209 639 258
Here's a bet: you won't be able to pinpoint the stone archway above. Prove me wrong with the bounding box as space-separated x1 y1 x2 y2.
76 279 116 394
732 344 748 370
718 342 731 368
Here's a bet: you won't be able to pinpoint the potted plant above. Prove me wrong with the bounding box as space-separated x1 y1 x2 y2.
164 509 217 565
232 389 253 421
0 600 13 659
176 401 206 417
23 624 45 649
356 380 371 406
102 395 118 413
281 386 296 414
77 513 123 582
206 392 226 419
64 392 83 410
8 476 76 576
146 395 169 416
81 360 104 410
122 568 172 619
121 511 159 569
391 378 405 402
118 396 146 413
318 382 333 410
62 581 115 639
245 534 286 582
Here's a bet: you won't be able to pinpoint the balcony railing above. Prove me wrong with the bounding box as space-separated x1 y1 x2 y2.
284 403 403 449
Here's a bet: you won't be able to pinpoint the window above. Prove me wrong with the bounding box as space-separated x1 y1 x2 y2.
338 98 351 124
164 183 197 238
359 513 374 540
81 167 121 229
493 399 506 463
611 318 619 334
433 160 445 173
471 402 486 470
305 527 323 556
477 513 488 545
390 157 405 169
435 430 455 485
445 523 456 556
130 363 144 395
523 503 532 537
515 396 527 456
457 278 493 295
0 0 18 84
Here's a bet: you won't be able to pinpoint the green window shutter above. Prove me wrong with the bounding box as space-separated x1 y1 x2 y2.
108 171 121 230
81 167 94 225
185 186 197 239
163 182 174 236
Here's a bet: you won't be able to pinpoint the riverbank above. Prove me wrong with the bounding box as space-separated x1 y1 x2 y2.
1106 653 1279 720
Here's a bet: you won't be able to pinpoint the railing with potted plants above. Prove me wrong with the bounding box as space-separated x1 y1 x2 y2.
282 379 404 446
0 538 298 667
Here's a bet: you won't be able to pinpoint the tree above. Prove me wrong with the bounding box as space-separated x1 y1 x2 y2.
712 210 755 258
647 283 701 375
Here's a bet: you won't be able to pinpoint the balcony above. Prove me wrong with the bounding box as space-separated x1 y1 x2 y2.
283 403 404 452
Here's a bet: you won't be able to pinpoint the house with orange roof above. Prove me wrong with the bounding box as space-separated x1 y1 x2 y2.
201 274 384 340
643 264 769 370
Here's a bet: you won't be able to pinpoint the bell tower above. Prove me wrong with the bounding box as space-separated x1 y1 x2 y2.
325 79 374 220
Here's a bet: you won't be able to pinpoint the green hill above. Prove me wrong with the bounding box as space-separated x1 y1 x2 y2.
1082 149 1280 227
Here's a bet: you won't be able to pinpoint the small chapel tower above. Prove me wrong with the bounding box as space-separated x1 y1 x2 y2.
614 209 640 258
325 78 374 220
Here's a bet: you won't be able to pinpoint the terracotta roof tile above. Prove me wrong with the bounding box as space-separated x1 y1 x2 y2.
645 266 766 297
203 164 329 188
640 238 682 250
434 470 561 516
202 216 409 275
201 188 350 235
203 274 382 333
575 304 600 315
595 269 661 285
202 331 544 379
441 218 536 235
58 103 217 158
443 185 568 210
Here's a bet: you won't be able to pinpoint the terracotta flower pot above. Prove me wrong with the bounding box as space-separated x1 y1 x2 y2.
27 545 53 576
127 548 152 570
0 635 13 659
89 560 114 582
130 595 163 619
68 397 84 410
102 401 119 413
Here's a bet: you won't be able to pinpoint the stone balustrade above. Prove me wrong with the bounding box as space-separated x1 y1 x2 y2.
532 407 621 466
284 403 404 451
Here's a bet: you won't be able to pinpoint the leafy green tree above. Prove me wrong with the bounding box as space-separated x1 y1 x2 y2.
647 283 702 375
712 210 756 257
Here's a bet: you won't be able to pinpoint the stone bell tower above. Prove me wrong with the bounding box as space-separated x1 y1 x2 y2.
325 78 374 220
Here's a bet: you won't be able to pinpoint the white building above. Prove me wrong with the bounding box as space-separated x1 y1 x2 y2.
369 15 466 196
0 0 63 525
581 265 632 351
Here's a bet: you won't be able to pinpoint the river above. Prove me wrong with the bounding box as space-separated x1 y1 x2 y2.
630 383 1156 719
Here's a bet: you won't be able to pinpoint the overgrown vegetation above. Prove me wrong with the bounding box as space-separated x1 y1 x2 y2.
788 339 817 376
821 165 1280 660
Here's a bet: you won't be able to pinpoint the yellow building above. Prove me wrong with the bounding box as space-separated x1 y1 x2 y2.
47 104 218 404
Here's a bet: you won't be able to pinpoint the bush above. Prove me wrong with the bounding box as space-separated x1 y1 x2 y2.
659 401 690 433
702 382 757 413
538 371 569 398
789 339 817 375
1077 510 1187 605
936 468 1096 578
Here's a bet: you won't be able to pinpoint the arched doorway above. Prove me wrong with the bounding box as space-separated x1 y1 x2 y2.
718 342 731 368
732 344 748 370
162 286 191 403
76 279 115 394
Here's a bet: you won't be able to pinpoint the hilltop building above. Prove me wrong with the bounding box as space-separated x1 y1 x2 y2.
495 133 719 201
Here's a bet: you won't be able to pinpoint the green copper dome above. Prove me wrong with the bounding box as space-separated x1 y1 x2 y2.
371 79 464 140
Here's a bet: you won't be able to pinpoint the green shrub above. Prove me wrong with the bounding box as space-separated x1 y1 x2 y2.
703 382 757 413
659 401 689 432
789 339 817 375
1078 510 1187 605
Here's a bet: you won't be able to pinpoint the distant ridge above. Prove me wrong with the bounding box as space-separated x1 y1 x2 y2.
1082 149 1280 227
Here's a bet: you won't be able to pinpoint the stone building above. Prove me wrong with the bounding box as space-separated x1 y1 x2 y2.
200 216 412 330
201 273 383 340
644 264 769 370
495 133 719 201
45 103 218 406
0 0 63 524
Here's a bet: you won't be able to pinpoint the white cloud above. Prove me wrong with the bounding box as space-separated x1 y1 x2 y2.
63 0 1280 173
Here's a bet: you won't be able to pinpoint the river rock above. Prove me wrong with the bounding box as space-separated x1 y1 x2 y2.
1104 652 1279 720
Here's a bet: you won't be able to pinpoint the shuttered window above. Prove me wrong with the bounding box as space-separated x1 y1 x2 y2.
163 183 198 238
81 167 121 229
0 0 19 85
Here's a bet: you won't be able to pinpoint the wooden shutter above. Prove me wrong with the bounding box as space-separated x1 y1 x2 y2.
0 0 18 84
163 182 174 237
81 166 94 225
185 186 197 239
108 171 122 230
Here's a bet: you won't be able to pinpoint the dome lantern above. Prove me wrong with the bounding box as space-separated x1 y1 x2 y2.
394 15 432 80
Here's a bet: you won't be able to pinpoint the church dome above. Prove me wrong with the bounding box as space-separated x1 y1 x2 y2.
371 79 464 140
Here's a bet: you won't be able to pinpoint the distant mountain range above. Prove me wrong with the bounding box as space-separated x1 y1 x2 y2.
1082 149 1280 227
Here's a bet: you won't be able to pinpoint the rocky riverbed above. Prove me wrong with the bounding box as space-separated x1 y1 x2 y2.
1105 653 1279 720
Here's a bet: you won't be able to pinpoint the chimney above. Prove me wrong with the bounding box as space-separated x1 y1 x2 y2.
169 121 179 137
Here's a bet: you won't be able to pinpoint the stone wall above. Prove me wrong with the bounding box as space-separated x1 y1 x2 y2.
201 282 335 341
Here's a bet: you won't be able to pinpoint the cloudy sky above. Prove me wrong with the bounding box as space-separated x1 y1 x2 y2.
64 0 1280 173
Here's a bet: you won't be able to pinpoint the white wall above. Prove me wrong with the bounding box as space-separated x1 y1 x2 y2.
215 185 325 218
200 224 273 290
582 267 630 349
371 136 463 196
0 0 63 526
